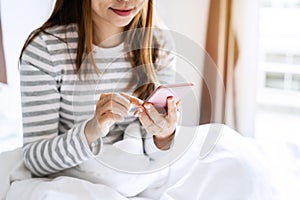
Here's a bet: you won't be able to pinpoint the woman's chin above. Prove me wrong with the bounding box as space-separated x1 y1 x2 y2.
113 20 134 28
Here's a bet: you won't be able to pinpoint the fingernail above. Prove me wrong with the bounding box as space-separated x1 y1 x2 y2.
168 96 174 101
138 108 143 113
144 103 151 109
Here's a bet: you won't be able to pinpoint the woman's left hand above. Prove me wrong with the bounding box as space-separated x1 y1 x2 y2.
135 96 181 150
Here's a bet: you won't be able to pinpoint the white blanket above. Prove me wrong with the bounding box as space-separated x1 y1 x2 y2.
2 124 300 200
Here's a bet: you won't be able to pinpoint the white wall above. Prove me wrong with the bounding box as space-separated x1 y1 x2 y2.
155 0 210 125
231 0 260 137
1 0 54 87
155 0 209 46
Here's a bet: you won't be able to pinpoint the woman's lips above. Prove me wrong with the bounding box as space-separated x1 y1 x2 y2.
110 8 134 17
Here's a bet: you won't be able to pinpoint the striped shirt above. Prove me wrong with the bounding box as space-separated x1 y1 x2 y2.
20 24 176 176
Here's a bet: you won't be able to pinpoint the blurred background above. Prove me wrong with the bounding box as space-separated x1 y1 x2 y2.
0 0 299 153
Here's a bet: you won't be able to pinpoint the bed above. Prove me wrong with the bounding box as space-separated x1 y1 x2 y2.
1 124 300 200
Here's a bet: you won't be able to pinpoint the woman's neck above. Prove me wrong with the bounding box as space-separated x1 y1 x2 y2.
93 20 124 48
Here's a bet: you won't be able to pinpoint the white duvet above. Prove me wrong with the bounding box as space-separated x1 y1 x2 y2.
1 124 300 200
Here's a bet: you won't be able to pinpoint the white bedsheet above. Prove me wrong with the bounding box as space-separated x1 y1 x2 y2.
1 124 300 200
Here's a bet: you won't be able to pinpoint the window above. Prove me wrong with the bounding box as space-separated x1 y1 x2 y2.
255 0 300 141
292 74 300 91
262 0 300 8
265 72 285 89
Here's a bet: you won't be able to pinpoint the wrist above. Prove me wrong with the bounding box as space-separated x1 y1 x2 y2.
154 130 175 150
155 125 176 140
84 117 102 145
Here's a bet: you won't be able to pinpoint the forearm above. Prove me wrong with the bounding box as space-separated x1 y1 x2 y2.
22 121 98 176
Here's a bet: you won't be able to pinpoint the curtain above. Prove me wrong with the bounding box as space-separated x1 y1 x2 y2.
0 5 7 84
200 0 239 129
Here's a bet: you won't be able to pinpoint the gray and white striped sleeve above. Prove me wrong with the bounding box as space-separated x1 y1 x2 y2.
20 34 97 176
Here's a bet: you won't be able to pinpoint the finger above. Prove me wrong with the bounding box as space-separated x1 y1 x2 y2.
137 108 160 134
109 101 129 116
133 109 140 117
98 93 131 111
167 96 178 122
97 96 110 108
176 100 181 118
176 100 182 116
176 100 182 110
99 111 124 123
143 102 165 128
100 101 129 117
138 107 153 126
111 93 131 110
121 93 144 106
97 93 111 107
146 124 161 136
99 93 110 100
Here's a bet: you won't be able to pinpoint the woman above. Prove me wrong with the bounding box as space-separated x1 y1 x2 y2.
19 0 179 196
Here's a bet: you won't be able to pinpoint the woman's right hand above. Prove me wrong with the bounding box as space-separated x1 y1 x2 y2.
84 93 143 144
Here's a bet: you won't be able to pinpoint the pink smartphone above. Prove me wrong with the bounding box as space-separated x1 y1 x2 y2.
145 82 194 110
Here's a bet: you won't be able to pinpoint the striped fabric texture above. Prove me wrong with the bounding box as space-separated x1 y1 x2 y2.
20 24 176 176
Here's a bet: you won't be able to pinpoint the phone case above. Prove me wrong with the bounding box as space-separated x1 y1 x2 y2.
145 82 194 109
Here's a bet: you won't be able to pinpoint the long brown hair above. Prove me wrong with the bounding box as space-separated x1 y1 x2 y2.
20 0 159 100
